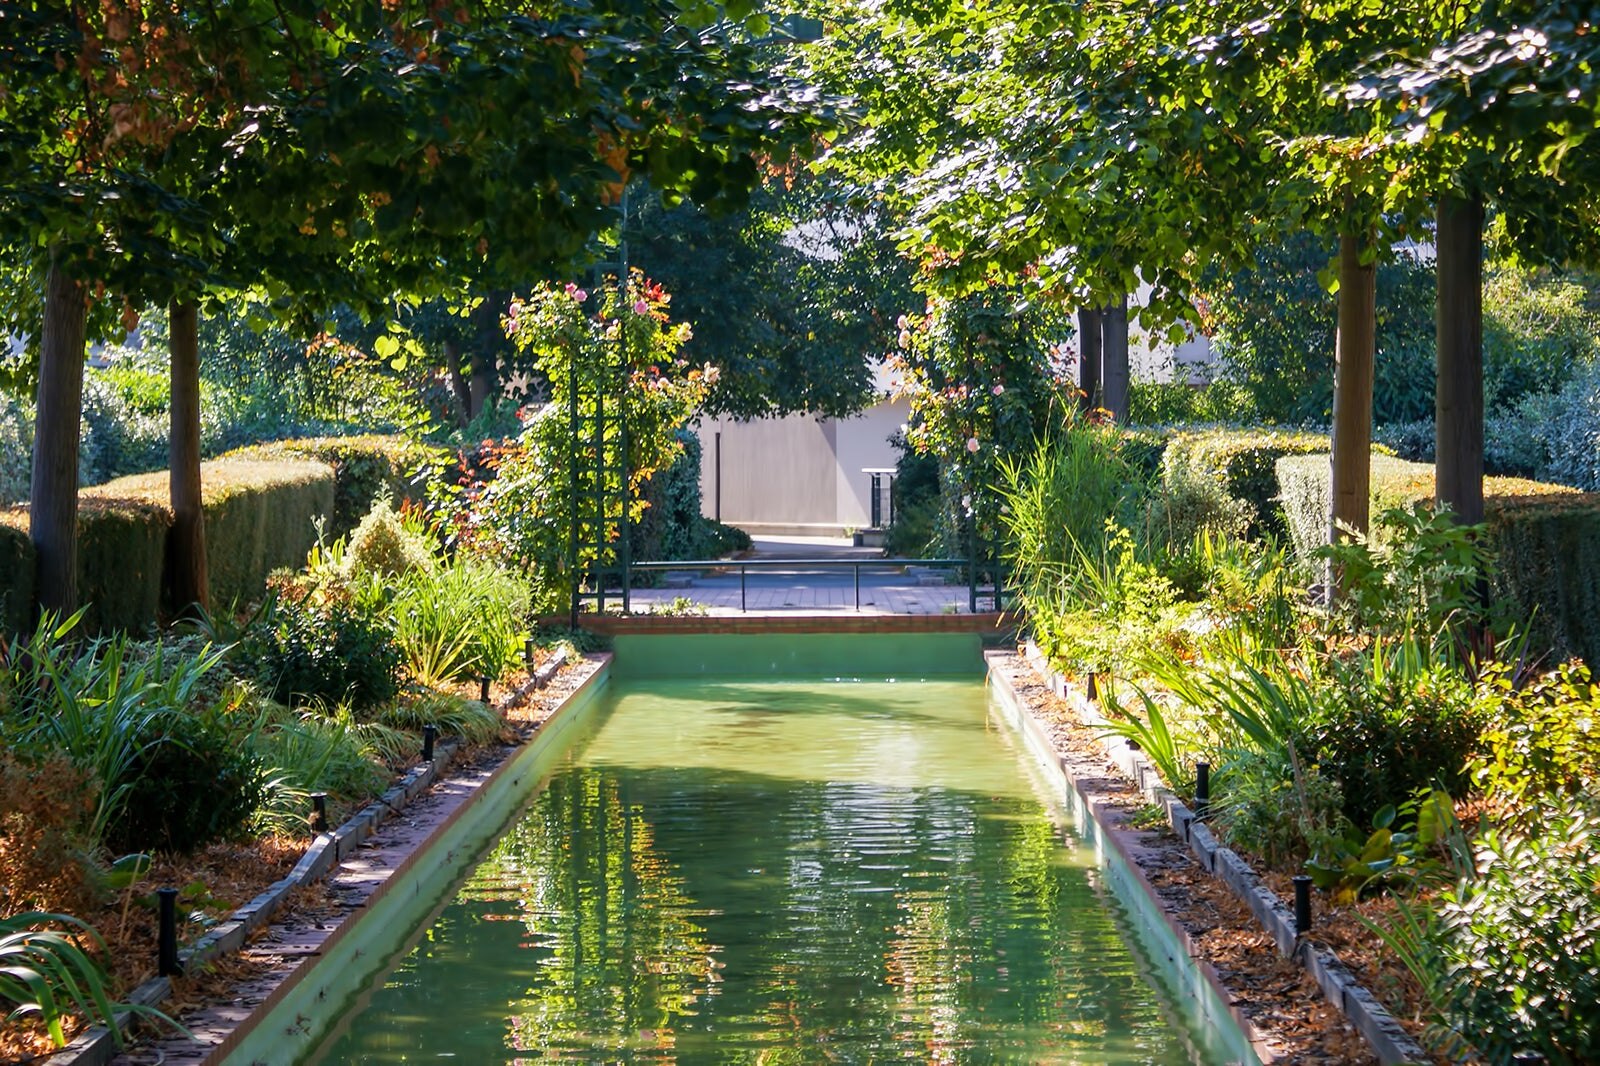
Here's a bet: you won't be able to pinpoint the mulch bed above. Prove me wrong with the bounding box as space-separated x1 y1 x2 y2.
995 654 1384 1064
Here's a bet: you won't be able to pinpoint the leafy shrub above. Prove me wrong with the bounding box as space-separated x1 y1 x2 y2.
1211 748 1345 869
1148 456 1250 562
248 580 401 710
699 517 751 555
1277 453 1600 664
1319 505 1496 638
884 438 941 556
1482 265 1600 411
344 497 435 578
1435 798 1600 1063
1160 428 1335 540
632 430 705 563
1302 645 1487 828
104 707 265 854
1127 380 1257 425
1516 360 1600 491
1470 661 1600 818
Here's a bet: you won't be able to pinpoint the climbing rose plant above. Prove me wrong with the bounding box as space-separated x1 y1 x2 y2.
890 285 1076 552
446 273 714 614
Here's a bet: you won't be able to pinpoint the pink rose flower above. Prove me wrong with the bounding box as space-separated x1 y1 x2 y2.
966 437 980 453
634 299 650 315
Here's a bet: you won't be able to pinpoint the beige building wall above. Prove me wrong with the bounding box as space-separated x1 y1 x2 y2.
695 396 910 535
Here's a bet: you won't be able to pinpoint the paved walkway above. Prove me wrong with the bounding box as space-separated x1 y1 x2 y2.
624 535 993 616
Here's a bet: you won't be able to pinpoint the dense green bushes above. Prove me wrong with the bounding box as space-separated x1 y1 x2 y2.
227 434 446 538
1160 428 1333 539
1276 453 1600 664
0 437 434 635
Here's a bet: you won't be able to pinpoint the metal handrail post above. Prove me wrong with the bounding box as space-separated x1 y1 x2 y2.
740 565 747 612
854 563 861 610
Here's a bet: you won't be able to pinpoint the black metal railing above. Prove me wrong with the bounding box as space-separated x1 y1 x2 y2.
624 557 1006 613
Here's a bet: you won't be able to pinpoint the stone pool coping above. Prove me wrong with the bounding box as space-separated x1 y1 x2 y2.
50 649 578 1066
1010 645 1429 1066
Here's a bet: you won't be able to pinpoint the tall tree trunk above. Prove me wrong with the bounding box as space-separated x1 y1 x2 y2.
1077 307 1103 413
1435 192 1485 526
467 346 495 420
466 291 505 420
1101 294 1130 422
443 338 470 425
30 254 89 619
1330 231 1377 549
168 299 209 617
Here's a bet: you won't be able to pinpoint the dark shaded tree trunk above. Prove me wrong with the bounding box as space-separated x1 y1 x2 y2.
29 253 89 619
168 299 209 617
1101 294 1130 422
1330 231 1377 548
466 291 507 420
468 347 496 420
1077 307 1103 412
1435 193 1485 526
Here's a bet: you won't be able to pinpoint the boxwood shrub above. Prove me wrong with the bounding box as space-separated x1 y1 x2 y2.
0 457 335 634
227 434 449 538
1276 452 1600 664
1161 428 1338 539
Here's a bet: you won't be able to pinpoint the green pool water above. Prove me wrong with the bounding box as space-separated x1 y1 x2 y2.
308 677 1221 1064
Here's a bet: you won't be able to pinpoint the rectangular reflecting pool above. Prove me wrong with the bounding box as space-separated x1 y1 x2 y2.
306 676 1226 1064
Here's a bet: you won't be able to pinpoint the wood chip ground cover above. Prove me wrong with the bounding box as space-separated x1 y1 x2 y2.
996 655 1392 1064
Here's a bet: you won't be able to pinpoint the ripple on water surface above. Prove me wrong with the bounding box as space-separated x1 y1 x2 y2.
310 678 1216 1064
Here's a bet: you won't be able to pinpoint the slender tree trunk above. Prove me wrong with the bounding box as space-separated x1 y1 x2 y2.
1330 231 1377 549
466 291 505 420
168 299 209 617
443 339 470 425
30 253 89 619
1101 294 1130 422
1077 307 1103 413
468 346 495 420
1435 193 1485 526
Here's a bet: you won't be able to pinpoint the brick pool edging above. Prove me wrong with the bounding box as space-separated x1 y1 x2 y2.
1011 646 1430 1066
48 648 575 1066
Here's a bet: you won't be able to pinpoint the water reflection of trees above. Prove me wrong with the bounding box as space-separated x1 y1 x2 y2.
455 762 1189 1063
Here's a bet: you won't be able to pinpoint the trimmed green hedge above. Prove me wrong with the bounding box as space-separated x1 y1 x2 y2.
100 459 337 612
1 457 337 635
0 518 34 635
1277 452 1600 664
227 434 448 538
1162 428 1339 539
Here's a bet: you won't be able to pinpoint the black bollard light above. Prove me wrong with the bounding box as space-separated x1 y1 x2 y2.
479 676 492 703
1086 672 1100 702
524 637 535 666
157 887 182 977
422 724 437 762
1292 875 1314 935
1194 761 1211 820
310 792 329 834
